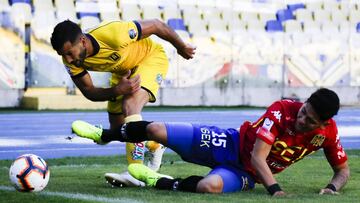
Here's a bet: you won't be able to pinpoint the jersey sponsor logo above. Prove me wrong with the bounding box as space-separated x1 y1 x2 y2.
129 29 137 39
310 134 325 147
271 111 282 122
109 52 121 61
262 118 274 131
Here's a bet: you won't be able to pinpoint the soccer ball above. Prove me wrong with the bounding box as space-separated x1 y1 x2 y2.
9 154 50 192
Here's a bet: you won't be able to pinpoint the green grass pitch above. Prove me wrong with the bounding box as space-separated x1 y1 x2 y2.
1 150 359 203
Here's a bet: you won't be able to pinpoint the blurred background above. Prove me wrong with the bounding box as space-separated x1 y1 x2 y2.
1 0 360 109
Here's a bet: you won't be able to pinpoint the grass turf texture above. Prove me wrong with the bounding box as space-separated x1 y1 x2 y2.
1 150 359 203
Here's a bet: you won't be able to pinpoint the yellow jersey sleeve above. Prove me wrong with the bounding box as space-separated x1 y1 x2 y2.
91 20 141 49
62 58 86 77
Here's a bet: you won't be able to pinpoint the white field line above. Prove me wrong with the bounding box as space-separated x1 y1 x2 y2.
0 186 143 203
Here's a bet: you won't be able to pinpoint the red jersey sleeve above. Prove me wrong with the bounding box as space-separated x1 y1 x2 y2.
323 121 348 166
255 102 284 145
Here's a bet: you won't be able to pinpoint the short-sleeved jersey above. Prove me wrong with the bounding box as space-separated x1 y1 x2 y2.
239 100 348 182
63 21 163 77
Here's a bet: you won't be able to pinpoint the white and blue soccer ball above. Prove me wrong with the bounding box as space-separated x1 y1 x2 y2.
9 154 50 192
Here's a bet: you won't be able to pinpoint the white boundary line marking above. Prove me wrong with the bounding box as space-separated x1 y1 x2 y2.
0 186 143 203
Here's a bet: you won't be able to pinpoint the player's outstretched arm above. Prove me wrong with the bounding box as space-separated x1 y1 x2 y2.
251 138 286 196
137 19 196 59
319 161 350 195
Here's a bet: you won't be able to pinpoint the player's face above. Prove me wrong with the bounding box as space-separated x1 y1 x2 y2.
60 37 87 67
295 102 324 133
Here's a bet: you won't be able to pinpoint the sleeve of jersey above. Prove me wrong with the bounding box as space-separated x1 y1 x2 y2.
323 125 348 166
255 102 282 145
62 58 86 77
103 21 141 48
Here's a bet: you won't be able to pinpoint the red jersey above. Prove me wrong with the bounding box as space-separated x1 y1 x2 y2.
239 100 348 182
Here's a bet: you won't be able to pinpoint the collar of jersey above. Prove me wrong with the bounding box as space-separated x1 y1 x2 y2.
86 33 100 57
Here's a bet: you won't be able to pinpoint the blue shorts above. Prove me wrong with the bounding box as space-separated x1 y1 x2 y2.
165 122 255 192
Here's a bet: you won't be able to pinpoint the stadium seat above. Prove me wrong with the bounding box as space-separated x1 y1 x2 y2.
186 18 208 37
313 10 331 23
246 19 265 33
331 10 348 24
55 0 78 23
162 5 181 21
287 3 305 12
221 8 240 24
283 20 302 33
321 22 340 34
349 9 360 26
276 9 294 22
302 21 321 34
305 1 323 10
227 19 247 34
240 11 259 22
201 7 222 24
98 0 120 21
167 18 186 31
265 20 283 32
258 12 276 24
181 5 201 26
294 9 313 22
120 3 142 21
323 1 340 11
141 4 162 20
78 13 100 30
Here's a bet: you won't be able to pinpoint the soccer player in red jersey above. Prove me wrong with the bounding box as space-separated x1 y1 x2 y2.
72 88 350 196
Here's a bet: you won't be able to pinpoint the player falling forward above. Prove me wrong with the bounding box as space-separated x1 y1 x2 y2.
51 19 195 187
72 88 350 195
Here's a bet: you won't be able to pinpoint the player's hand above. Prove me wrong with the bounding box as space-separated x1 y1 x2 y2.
177 43 196 59
319 188 339 195
272 191 286 197
114 70 141 95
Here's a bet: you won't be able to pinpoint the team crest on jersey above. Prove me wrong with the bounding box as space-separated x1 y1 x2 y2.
129 29 137 39
310 134 325 147
109 52 121 61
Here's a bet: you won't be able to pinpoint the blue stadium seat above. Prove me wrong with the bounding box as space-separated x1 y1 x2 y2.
167 18 186 31
357 22 360 33
265 20 283 32
276 9 294 22
77 12 100 19
287 3 305 12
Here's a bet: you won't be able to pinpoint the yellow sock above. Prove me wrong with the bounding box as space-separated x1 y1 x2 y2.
125 114 145 165
146 141 160 152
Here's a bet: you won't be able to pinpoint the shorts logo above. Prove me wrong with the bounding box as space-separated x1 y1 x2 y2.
129 29 137 39
109 52 121 61
310 134 325 147
156 74 163 85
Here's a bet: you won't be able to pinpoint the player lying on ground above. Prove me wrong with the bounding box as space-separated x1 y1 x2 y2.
72 88 350 196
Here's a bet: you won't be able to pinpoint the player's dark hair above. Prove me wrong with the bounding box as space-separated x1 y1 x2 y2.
51 20 82 51
306 88 340 121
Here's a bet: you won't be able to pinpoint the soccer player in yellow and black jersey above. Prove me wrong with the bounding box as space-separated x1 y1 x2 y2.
51 19 195 187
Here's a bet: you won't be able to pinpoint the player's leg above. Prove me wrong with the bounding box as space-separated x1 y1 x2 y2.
132 52 169 172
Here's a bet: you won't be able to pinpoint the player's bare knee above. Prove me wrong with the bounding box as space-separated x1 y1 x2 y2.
196 176 223 193
146 122 166 143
